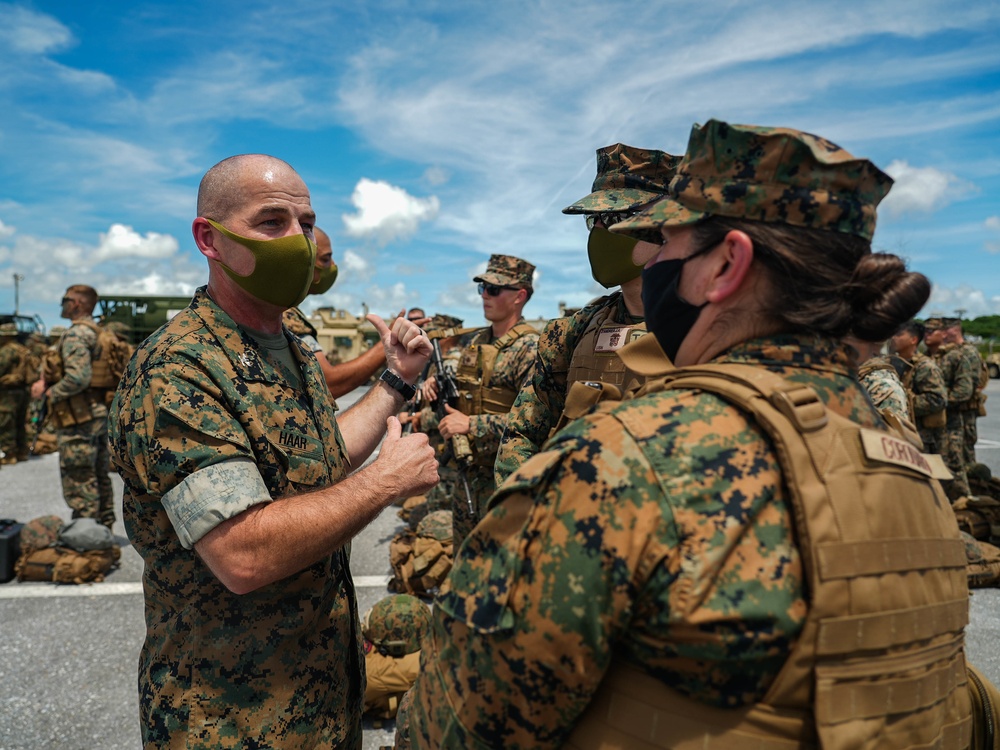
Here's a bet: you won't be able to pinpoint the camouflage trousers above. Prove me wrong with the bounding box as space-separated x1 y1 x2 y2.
963 409 979 466
942 418 972 501
0 388 28 460
919 425 946 457
451 462 495 550
56 418 114 526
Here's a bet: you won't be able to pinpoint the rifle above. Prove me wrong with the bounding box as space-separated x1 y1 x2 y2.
29 397 49 455
429 338 475 516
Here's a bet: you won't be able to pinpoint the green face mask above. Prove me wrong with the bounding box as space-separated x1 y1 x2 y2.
207 219 317 307
309 262 339 295
587 227 643 288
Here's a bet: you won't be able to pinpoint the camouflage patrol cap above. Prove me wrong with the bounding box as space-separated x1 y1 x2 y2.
612 119 893 241
362 594 432 656
426 314 464 333
0 323 17 337
473 254 535 290
923 317 957 331
416 509 453 542
562 144 681 214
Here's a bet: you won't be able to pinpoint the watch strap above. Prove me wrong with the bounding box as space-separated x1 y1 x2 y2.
379 369 417 401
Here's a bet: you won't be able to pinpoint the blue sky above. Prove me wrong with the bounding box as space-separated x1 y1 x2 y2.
1 0 999 331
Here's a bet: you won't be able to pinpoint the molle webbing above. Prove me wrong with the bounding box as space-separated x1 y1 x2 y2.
456 323 535 416
566 363 972 750
565 303 647 392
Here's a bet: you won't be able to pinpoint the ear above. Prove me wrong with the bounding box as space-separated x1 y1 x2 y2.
192 218 220 260
704 230 754 304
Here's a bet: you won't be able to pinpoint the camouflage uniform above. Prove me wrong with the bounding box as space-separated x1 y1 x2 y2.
433 255 539 546
282 306 321 352
933 336 976 499
0 325 31 463
407 337 886 748
496 145 678 485
50 321 114 525
902 351 948 454
407 121 972 748
858 355 911 422
109 287 363 749
957 341 985 466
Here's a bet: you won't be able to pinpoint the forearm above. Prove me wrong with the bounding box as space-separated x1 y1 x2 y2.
322 345 387 399
495 384 561 485
949 374 975 405
47 366 90 399
337 379 407 467
913 388 946 417
196 461 405 593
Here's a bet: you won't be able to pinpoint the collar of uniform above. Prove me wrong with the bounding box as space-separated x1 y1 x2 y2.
711 335 854 376
189 286 314 384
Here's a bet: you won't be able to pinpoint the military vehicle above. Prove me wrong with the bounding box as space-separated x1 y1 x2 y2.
96 294 193 346
0 313 45 339
987 353 1000 379
306 307 381 363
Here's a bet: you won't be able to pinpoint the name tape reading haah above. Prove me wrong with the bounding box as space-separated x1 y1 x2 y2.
859 429 953 480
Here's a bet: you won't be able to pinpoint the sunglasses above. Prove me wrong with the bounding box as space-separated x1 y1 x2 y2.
478 282 518 297
585 208 646 231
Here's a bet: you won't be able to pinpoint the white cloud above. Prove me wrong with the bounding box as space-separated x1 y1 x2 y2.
0 4 73 55
342 179 439 246
925 283 1000 318
0 219 14 239
93 224 179 262
987 216 1000 231
423 167 449 187
341 249 373 281
880 160 973 216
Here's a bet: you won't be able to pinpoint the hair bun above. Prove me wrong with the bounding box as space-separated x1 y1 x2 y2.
848 254 930 341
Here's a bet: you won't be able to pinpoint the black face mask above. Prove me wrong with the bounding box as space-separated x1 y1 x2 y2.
641 253 708 363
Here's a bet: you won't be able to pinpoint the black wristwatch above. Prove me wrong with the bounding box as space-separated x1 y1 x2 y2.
379 369 417 401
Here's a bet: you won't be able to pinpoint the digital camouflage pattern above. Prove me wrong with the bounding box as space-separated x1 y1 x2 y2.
561 144 680 214
903 351 948 454
363 594 431 655
51 322 114 524
612 119 892 241
957 341 985 466
407 335 887 749
17 514 63 553
109 287 363 750
934 342 977 499
0 330 31 462
496 292 643 485
858 355 911 422
472 254 535 290
388 510 455 599
446 322 538 545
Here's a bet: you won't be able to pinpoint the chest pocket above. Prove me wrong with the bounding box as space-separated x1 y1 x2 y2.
267 428 329 488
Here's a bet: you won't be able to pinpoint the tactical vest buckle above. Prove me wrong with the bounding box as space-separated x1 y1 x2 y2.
769 385 828 433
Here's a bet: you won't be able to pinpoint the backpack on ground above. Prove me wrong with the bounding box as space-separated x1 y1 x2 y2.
14 514 120 584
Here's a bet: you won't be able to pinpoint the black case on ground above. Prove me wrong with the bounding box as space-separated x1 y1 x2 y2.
0 519 24 583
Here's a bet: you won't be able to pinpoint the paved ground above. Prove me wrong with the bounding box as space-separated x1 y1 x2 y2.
2 379 1000 749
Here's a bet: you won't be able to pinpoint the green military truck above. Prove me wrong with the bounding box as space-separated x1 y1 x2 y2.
96 294 194 346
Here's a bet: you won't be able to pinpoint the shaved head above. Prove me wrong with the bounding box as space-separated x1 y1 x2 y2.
315 227 333 268
197 154 299 221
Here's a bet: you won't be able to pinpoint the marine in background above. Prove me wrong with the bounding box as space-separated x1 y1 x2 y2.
421 254 539 547
495 144 678 485
362 594 431 720
890 319 948 454
926 316 976 499
282 226 389 399
30 285 115 528
0 323 33 464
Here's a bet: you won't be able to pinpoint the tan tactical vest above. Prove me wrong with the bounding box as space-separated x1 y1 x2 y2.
565 364 973 750
454 323 536 416
566 302 648 394
46 320 121 391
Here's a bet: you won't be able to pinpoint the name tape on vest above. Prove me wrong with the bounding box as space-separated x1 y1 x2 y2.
594 325 637 353
859 429 953 480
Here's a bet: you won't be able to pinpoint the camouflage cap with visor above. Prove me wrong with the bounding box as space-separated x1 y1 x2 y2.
611 119 893 242
924 316 961 331
473 253 535 290
562 144 681 215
